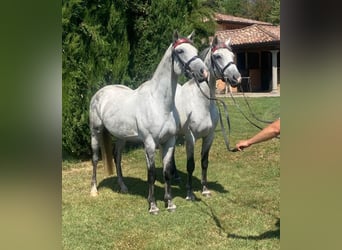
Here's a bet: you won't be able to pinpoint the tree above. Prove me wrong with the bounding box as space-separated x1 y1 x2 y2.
252 0 273 22
219 0 280 24
62 0 130 156
62 0 216 157
219 0 246 17
129 0 215 86
269 0 280 24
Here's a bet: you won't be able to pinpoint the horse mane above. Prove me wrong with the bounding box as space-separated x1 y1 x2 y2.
199 47 210 61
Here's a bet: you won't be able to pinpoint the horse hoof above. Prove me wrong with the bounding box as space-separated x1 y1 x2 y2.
90 191 98 197
120 187 128 193
185 194 195 201
90 186 98 197
185 191 195 201
149 207 160 215
167 203 177 212
149 202 160 215
202 190 211 197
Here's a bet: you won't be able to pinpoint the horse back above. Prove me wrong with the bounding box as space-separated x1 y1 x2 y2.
90 85 140 139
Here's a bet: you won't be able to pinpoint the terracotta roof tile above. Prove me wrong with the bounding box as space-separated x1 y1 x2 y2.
259 25 280 38
215 24 280 46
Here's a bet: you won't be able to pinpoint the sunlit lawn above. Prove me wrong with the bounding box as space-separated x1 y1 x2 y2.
62 96 280 249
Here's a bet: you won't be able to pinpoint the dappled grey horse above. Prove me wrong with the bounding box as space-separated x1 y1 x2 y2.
172 36 241 200
89 31 208 214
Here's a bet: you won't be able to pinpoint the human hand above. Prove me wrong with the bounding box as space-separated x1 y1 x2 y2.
235 140 251 151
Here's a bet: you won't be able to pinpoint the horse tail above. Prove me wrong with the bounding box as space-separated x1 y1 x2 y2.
100 128 114 176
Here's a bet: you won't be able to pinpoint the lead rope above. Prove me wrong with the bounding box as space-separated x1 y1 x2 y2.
228 90 264 130
229 81 280 139
241 92 273 124
230 78 273 124
192 75 238 152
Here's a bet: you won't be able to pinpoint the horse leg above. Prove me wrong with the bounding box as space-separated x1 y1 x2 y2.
144 137 159 214
161 137 177 212
90 129 101 197
185 133 196 201
170 147 181 182
113 140 128 193
201 133 214 197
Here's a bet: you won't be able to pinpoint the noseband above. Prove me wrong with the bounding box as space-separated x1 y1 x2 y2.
172 38 200 77
211 44 235 82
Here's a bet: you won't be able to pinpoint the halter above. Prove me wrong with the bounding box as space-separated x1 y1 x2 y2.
211 44 274 126
190 44 240 152
210 43 235 83
172 38 200 78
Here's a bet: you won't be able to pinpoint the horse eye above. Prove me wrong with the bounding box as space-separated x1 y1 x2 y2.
214 54 221 60
177 49 184 54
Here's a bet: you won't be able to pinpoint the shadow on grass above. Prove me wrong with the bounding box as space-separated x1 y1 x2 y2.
228 218 280 240
97 167 229 201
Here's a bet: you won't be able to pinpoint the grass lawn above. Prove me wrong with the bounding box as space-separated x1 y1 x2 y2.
62 96 280 249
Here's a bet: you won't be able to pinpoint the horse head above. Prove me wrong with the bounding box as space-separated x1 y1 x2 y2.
172 31 208 82
210 35 241 87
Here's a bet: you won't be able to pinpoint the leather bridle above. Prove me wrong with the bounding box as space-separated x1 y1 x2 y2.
172 38 201 78
210 44 236 85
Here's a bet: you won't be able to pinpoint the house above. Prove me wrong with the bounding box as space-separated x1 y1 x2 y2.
213 13 280 93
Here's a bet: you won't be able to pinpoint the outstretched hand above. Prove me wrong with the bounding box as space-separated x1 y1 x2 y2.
235 140 251 151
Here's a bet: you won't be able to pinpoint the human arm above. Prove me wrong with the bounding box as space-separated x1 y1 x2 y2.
235 119 280 151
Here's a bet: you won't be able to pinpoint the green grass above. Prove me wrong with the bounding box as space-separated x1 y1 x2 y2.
62 97 280 250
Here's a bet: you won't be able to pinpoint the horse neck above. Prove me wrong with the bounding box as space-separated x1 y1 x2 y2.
204 50 217 98
151 46 178 108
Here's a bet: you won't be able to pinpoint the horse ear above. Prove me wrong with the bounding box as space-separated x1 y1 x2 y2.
212 35 219 47
225 37 231 47
173 30 179 42
187 30 195 41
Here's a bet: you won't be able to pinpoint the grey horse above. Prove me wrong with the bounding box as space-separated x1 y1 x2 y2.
172 36 241 200
89 31 208 214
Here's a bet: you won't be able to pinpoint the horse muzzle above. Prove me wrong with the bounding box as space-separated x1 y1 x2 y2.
194 68 208 82
224 76 242 87
198 68 208 82
187 67 208 82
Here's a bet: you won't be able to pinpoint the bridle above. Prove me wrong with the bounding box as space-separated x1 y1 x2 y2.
172 40 238 152
172 38 201 78
191 44 278 152
210 43 236 86
192 44 264 152
185 44 237 152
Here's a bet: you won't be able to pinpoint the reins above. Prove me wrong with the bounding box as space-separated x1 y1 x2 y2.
191 46 238 152
227 89 265 130
209 44 274 129
192 75 238 152
172 39 237 152
229 79 274 125
183 42 279 152
228 88 280 139
192 44 277 152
